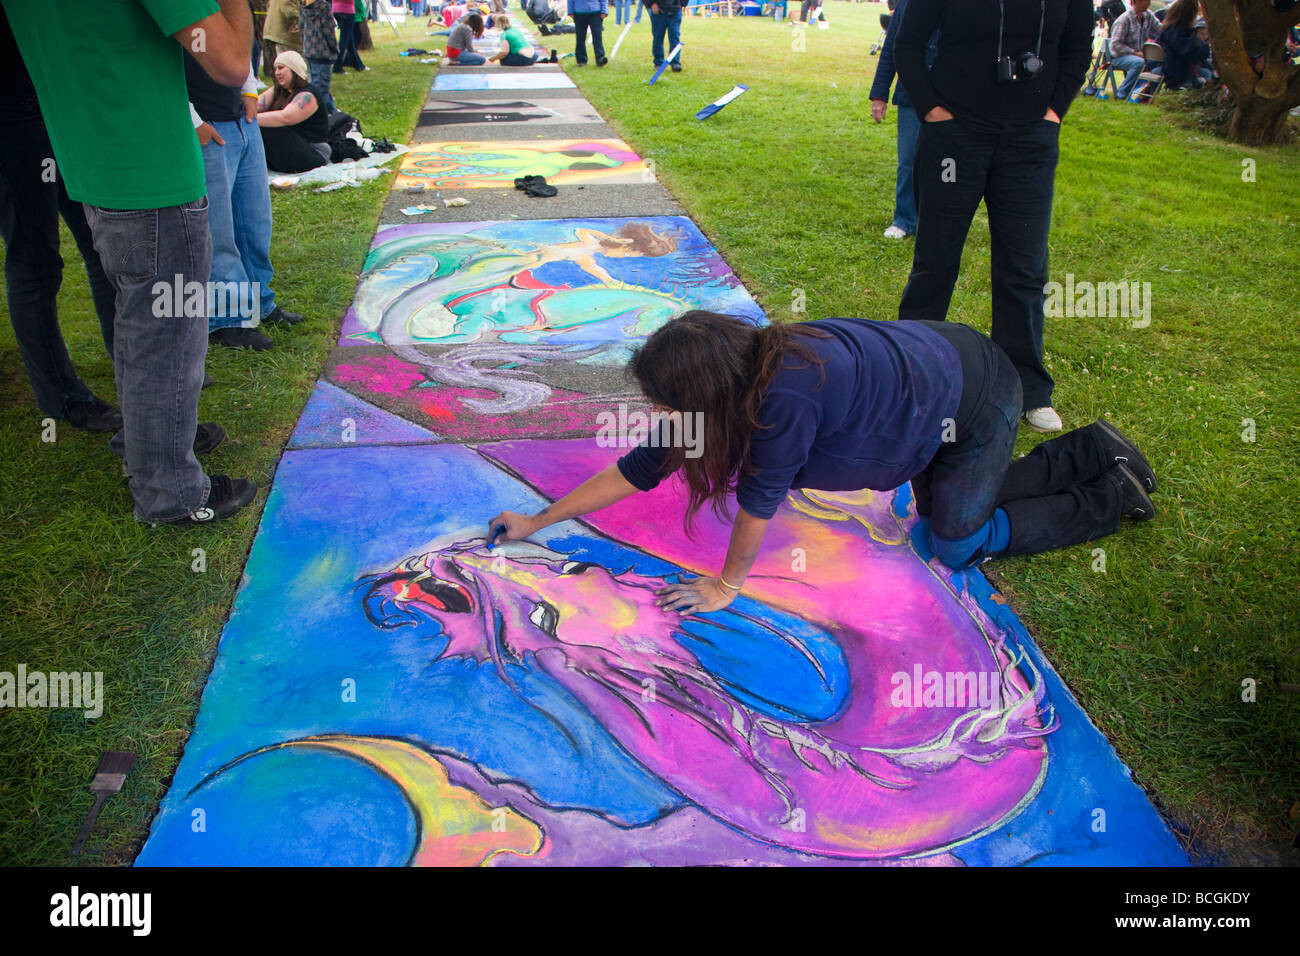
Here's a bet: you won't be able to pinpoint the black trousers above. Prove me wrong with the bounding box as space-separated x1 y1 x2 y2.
572 11 606 63
261 126 329 174
899 116 1060 410
0 113 117 417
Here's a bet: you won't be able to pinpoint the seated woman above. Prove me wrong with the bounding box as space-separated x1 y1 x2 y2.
490 311 1159 615
257 51 332 173
489 14 549 65
446 12 487 64
1156 0 1212 89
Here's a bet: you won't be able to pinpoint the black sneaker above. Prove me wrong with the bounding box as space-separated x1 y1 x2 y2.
671 61 682 72
210 327 273 351
65 396 123 433
549 49 559 63
597 56 608 66
194 422 226 456
263 306 305 326
1093 419 1157 493
1110 463 1156 521
154 475 257 526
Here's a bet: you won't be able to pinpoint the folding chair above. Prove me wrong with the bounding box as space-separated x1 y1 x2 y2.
1085 36 1121 98
1130 41 1166 103
869 13 890 55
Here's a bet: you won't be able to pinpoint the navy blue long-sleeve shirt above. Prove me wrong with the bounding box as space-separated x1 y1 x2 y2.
617 318 963 520
868 0 939 110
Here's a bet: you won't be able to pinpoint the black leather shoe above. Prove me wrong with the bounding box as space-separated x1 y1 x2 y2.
597 56 608 66
65 396 123 433
152 475 257 526
210 327 273 351
1110 463 1157 521
1093 419 1157 493
194 423 226 456
670 61 682 72
263 306 305 325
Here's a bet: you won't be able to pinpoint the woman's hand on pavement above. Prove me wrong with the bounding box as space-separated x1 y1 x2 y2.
655 577 737 615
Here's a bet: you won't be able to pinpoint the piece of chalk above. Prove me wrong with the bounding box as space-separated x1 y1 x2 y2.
488 524 507 549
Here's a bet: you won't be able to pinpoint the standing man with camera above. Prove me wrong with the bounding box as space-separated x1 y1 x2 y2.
894 0 1093 433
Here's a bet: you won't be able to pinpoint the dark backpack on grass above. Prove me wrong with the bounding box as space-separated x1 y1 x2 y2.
328 111 368 163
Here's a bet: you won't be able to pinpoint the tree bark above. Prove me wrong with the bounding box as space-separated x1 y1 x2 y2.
1201 0 1300 144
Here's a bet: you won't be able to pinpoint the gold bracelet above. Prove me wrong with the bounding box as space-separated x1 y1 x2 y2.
717 574 743 592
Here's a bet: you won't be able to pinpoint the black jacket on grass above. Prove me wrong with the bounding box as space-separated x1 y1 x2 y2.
894 0 1094 127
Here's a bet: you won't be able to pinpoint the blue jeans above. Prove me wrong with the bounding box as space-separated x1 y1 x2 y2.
335 13 365 71
614 0 631 22
201 118 277 332
0 112 118 417
1111 53 1146 100
892 104 919 233
649 9 682 65
634 0 643 21
84 199 213 522
308 58 335 114
452 50 487 64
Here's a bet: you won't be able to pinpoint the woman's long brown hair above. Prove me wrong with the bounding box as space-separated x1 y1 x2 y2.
626 311 827 535
269 69 310 112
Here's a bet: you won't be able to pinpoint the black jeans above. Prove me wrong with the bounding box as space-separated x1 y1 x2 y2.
911 321 1125 568
899 116 1060 410
334 13 365 71
261 127 329 174
0 113 117 418
572 11 606 63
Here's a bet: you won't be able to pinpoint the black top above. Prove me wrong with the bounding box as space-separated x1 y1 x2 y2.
287 83 330 142
895 0 1094 128
184 51 242 124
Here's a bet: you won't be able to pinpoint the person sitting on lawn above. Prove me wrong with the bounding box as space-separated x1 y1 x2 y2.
1158 0 1213 89
489 14 550 64
525 0 577 34
257 51 331 172
446 12 487 63
488 311 1160 614
1107 0 1161 101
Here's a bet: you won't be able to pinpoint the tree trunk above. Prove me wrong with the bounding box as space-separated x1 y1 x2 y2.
1228 90 1294 144
1201 0 1300 145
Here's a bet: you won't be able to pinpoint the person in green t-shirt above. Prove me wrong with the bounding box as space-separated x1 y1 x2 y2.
2 0 261 525
488 14 543 65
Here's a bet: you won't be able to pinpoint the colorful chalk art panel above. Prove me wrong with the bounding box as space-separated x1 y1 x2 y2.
138 435 1186 866
337 217 764 349
395 139 646 188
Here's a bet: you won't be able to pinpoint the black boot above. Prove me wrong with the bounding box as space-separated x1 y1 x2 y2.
998 464 1146 558
996 419 1152 505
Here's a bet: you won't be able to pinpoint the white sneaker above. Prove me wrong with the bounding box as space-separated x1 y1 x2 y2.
1023 406 1064 432
883 225 909 239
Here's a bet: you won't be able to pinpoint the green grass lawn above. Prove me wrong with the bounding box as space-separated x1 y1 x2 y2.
1 5 1295 866
0 23 436 866
559 4 1298 863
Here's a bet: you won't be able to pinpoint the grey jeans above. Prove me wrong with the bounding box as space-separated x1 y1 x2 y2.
84 198 212 522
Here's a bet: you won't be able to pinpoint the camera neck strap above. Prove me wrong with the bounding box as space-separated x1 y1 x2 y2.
997 0 1046 61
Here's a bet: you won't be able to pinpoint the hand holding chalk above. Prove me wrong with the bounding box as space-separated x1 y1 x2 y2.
487 511 537 548
488 524 507 549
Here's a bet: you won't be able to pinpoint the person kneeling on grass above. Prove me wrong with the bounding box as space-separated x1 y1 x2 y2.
489 311 1159 614
489 14 554 64
446 13 488 64
257 51 331 173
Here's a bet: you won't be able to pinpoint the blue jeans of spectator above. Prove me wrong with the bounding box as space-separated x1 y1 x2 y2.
650 9 681 65
308 58 335 114
634 0 643 21
892 104 919 233
899 116 1059 410
0 113 118 417
335 13 365 70
1111 53 1146 100
84 199 212 522
201 118 277 333
614 0 631 23
501 51 540 65
573 11 606 63
452 50 487 64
